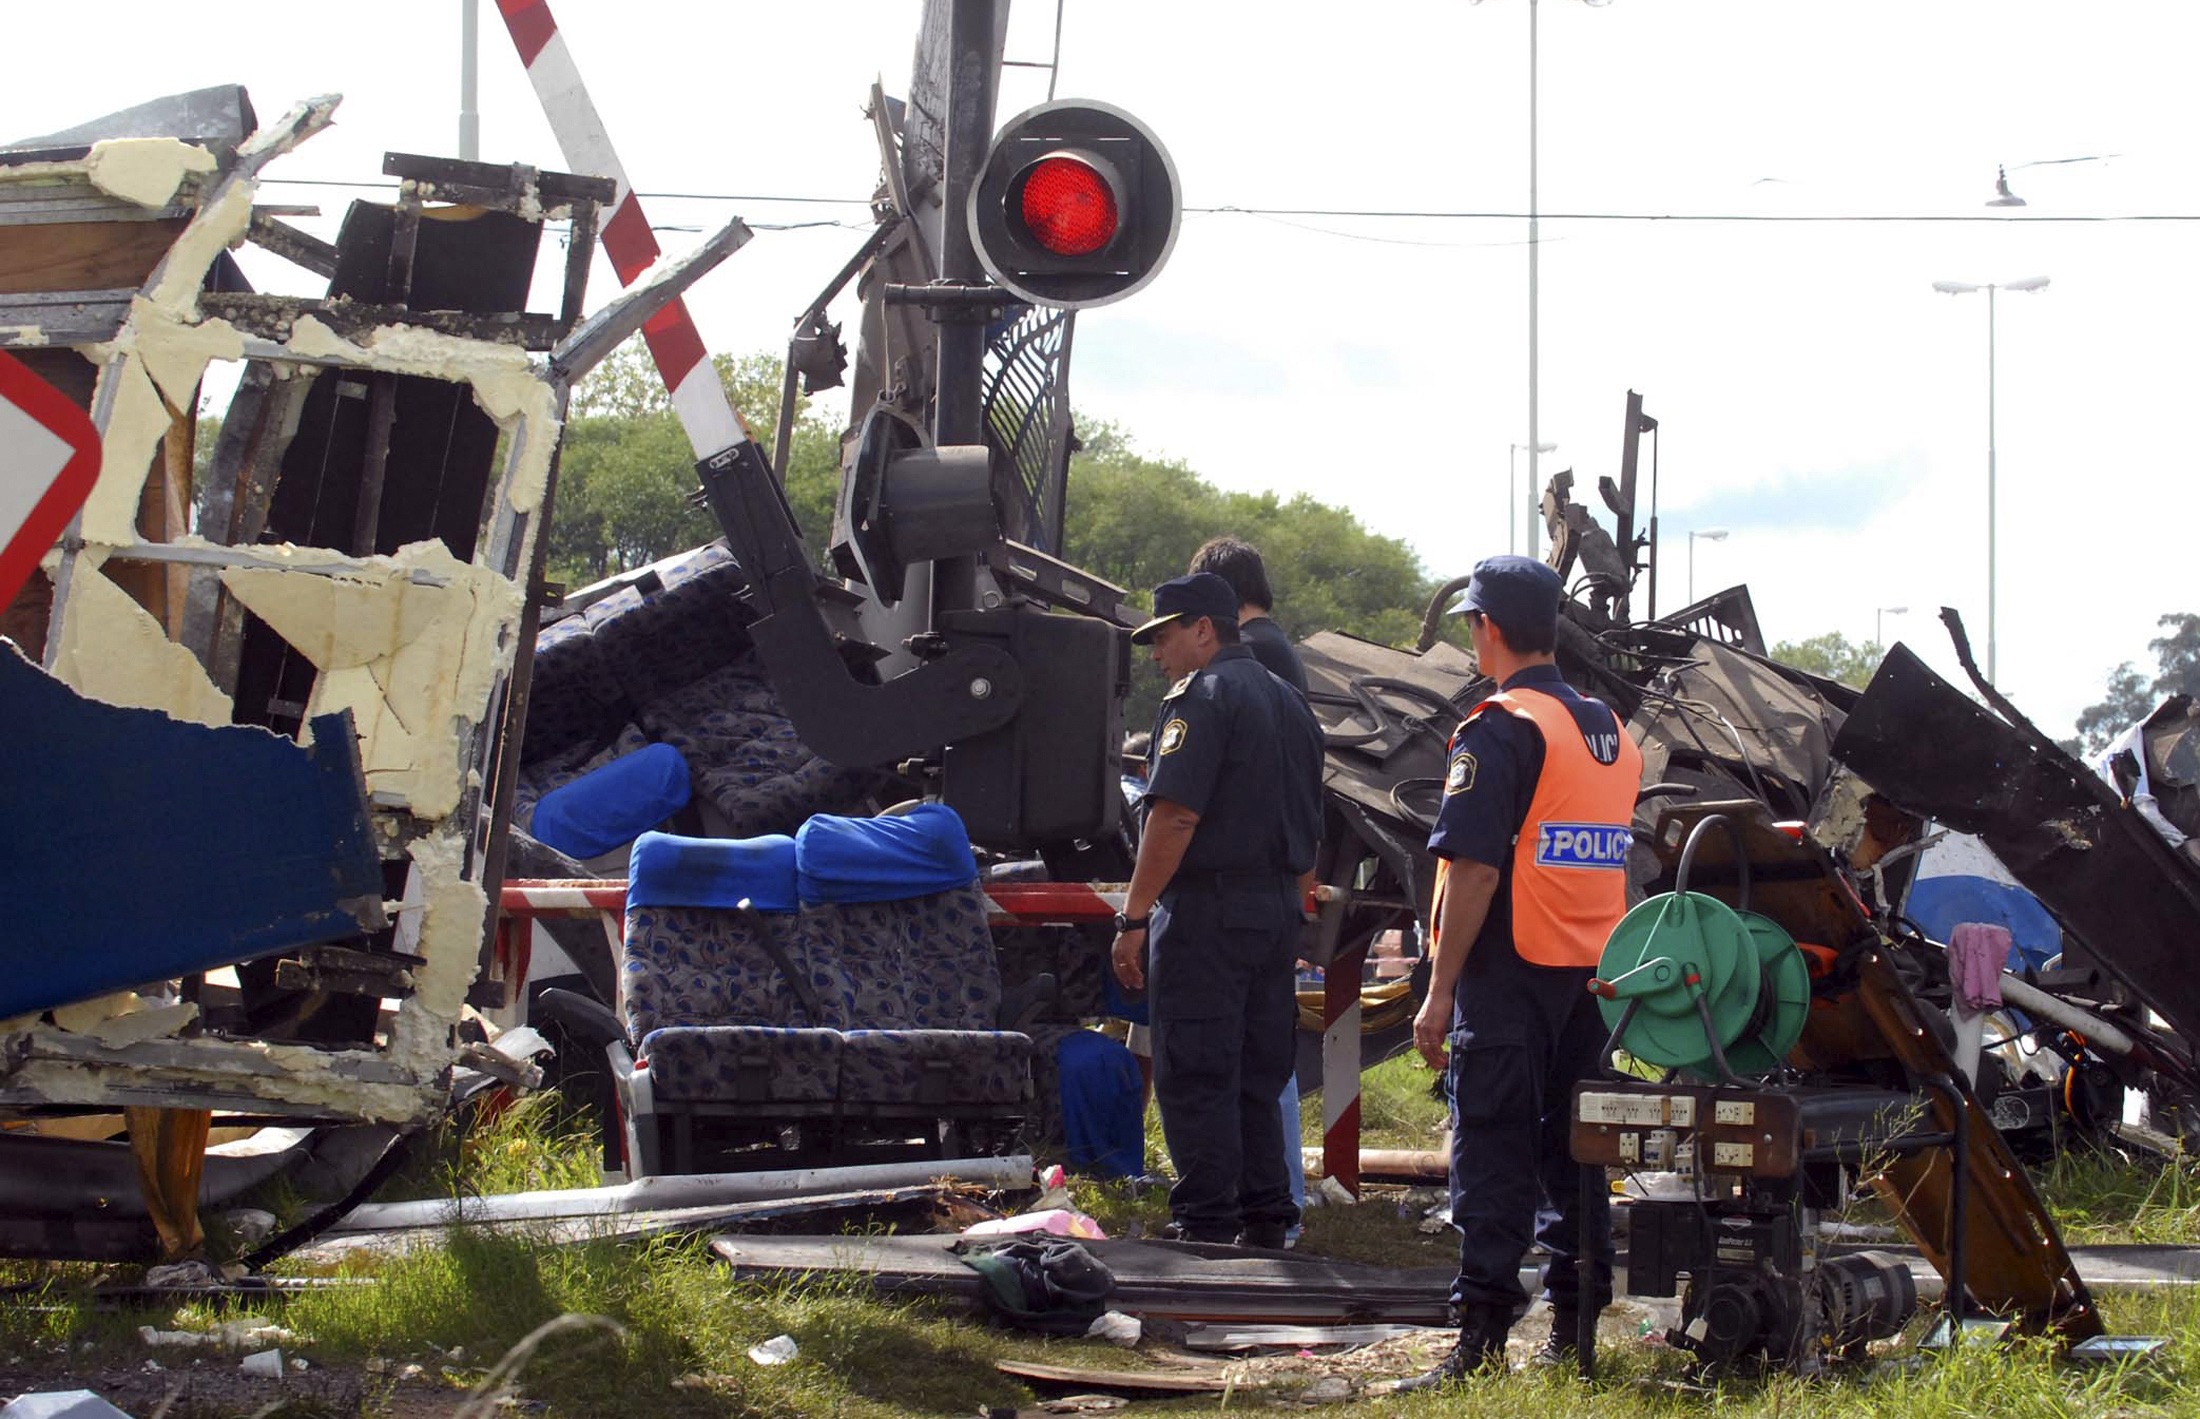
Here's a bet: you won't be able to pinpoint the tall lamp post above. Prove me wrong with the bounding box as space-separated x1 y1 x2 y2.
1509 440 1557 554
1876 604 1907 648
1687 527 1727 604
1932 275 2049 684
1473 0 1612 559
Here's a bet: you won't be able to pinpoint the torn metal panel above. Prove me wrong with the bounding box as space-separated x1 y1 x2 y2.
0 84 658 1133
0 642 381 1020
1833 643 2200 1062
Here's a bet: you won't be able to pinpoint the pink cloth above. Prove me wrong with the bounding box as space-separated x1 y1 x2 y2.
1948 922 2014 1014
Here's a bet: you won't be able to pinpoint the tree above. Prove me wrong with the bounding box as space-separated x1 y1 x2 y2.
2071 613 2200 754
1769 631 1882 690
1062 422 1443 725
549 343 842 589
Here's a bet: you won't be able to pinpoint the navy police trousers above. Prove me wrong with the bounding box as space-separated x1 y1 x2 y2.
1446 971 1614 1315
1149 882 1301 1241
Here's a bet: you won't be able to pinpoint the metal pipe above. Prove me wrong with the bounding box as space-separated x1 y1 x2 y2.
1996 974 2139 1058
330 1154 1036 1232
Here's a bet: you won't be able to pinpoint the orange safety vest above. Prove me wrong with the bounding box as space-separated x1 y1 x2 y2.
1433 685 1643 969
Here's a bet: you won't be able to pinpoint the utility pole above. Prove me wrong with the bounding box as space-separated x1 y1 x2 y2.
458 0 480 160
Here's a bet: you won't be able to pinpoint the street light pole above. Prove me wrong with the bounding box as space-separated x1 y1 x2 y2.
1876 605 1907 647
1510 440 1558 555
1527 0 1541 558
1478 0 1607 557
1933 276 2048 685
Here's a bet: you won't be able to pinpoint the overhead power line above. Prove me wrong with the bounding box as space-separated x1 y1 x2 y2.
256 178 2200 223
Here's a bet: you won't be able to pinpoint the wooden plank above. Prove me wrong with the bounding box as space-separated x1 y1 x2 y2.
0 219 187 295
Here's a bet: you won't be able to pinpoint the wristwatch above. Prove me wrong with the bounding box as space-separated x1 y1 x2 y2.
1113 911 1150 934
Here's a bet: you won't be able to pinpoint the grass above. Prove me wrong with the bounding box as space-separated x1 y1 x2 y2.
9 1079 2200 1416
2036 1146 2200 1247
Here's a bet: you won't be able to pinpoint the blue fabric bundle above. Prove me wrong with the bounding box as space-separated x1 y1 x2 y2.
794 802 979 904
531 742 692 861
1055 1030 1145 1180
626 830 800 912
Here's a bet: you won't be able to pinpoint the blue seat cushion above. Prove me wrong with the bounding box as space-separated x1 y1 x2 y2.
795 802 979 904
628 831 799 912
530 741 692 860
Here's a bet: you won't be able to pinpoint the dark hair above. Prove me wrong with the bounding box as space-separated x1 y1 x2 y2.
1187 536 1273 612
1122 730 1152 774
1208 615 1241 645
1483 610 1557 657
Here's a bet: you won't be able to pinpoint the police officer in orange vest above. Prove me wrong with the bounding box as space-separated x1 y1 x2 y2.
1397 555 1644 1388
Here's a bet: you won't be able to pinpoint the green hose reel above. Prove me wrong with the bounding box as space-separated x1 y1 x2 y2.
1591 816 1813 1080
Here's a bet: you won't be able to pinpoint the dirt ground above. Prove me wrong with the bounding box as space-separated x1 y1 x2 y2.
0 1357 469 1419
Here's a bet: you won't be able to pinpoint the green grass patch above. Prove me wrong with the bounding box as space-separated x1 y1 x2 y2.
2038 1146 2200 1247
276 1230 1030 1417
1305 1050 1450 1152
369 1092 606 1206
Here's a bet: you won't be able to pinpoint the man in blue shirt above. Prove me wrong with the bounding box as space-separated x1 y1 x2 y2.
1109 573 1324 1246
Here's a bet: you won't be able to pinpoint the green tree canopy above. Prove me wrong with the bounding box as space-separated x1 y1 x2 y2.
1768 631 1883 690
1062 422 1444 724
548 342 842 589
2072 613 2200 754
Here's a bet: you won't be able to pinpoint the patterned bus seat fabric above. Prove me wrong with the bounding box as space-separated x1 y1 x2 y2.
839 1028 1033 1106
640 1024 842 1104
640 663 877 839
620 901 841 1105
521 609 632 768
582 543 755 710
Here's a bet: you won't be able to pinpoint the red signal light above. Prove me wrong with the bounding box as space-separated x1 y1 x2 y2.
1018 156 1118 257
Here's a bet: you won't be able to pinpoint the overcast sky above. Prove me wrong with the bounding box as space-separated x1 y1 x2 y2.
14 1 2200 738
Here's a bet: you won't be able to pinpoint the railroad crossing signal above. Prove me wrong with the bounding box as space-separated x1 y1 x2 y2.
968 99 1180 310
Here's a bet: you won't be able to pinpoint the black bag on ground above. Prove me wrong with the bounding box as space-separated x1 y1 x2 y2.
959 1239 1117 1334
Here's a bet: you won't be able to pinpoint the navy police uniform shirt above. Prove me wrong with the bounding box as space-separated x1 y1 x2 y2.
1426 664 1626 1020
1145 644 1324 876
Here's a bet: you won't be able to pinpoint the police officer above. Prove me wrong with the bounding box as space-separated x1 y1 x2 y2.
1398 556 1644 1387
1110 572 1324 1247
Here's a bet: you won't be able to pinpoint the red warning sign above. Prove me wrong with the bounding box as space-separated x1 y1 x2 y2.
0 349 101 609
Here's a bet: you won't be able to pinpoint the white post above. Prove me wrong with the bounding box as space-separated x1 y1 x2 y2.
459 0 481 161
1986 284 1998 685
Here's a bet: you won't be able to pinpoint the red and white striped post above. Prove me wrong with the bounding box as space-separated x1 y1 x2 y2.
1320 940 1369 1199
494 0 748 458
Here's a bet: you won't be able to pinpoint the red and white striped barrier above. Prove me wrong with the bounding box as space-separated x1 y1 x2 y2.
497 880 1131 925
495 0 746 458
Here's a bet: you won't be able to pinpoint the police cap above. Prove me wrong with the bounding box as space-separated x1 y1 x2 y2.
1130 572 1239 645
1449 554 1562 642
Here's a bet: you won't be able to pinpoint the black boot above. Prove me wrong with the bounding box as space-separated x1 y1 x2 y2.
1529 1310 1580 1367
1392 1304 1512 1391
1235 1221 1290 1250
